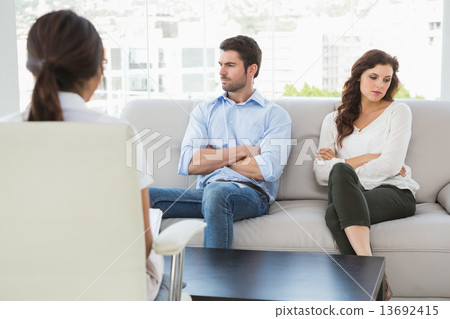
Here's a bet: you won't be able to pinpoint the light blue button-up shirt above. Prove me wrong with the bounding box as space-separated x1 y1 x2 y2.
178 89 292 203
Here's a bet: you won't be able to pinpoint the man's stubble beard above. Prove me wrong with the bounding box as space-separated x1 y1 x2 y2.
221 72 248 93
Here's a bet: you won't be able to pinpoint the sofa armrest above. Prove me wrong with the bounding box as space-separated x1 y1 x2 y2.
153 220 206 256
437 183 450 214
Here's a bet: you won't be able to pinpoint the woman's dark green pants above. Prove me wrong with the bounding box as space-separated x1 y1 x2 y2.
325 163 416 255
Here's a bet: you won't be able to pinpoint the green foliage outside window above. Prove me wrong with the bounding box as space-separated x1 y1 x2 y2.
394 86 424 99
283 83 341 97
284 83 424 99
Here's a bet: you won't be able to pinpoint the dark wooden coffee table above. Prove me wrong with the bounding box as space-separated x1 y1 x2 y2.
165 247 385 301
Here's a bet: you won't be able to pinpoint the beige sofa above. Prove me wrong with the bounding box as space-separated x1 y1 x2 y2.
121 97 450 300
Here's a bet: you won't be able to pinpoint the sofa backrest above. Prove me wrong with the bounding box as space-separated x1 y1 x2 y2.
121 98 450 204
273 97 335 201
122 99 200 190
399 99 450 203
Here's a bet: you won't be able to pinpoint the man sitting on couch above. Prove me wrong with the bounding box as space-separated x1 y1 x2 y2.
149 35 292 248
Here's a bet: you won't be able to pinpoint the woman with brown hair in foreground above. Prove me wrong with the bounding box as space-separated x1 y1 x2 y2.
1 10 162 300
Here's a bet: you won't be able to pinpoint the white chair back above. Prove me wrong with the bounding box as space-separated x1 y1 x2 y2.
0 123 147 300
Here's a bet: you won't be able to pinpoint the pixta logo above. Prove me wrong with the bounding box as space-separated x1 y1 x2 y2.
126 129 172 175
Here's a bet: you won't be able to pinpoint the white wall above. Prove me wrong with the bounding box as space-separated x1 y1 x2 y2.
0 0 20 116
442 0 450 101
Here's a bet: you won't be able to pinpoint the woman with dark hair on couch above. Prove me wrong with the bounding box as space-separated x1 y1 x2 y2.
313 49 419 300
0 10 162 300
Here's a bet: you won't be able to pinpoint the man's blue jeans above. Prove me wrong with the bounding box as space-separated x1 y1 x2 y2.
149 181 270 248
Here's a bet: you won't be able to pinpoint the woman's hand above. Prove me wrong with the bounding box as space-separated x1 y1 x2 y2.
396 166 406 177
317 148 337 161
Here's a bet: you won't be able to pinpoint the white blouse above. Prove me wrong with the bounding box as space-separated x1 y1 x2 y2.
313 101 420 195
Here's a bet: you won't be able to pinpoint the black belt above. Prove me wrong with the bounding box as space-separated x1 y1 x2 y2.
215 179 270 202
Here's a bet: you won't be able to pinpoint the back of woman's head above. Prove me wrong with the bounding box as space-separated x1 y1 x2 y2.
26 10 103 121
336 49 400 147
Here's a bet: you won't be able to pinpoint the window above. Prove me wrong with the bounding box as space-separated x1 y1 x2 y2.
15 0 444 115
129 48 148 70
183 74 203 93
129 75 149 92
158 49 166 68
182 48 215 68
112 77 122 90
111 48 122 70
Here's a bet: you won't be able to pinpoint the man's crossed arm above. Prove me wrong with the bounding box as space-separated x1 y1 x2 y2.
188 144 264 180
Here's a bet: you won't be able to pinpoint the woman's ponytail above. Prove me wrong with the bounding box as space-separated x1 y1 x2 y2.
28 60 63 121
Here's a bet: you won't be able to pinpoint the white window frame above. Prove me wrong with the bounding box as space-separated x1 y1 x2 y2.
441 0 450 100
0 0 20 116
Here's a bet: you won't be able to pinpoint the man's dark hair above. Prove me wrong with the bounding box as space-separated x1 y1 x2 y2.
220 35 262 78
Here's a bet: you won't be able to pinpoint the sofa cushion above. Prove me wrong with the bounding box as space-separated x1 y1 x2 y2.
161 200 450 252
371 202 450 251
160 199 337 252
373 203 450 298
